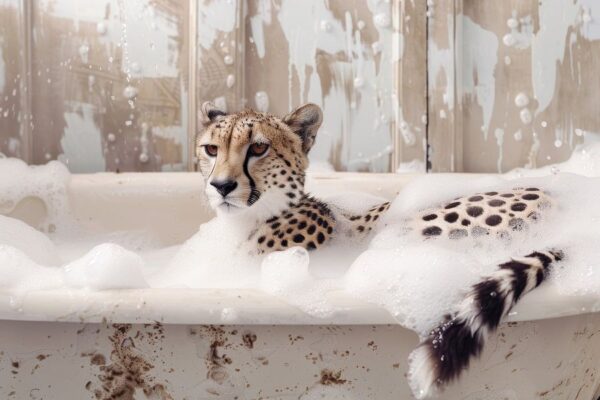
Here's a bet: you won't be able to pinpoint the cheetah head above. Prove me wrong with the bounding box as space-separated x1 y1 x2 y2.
196 102 322 218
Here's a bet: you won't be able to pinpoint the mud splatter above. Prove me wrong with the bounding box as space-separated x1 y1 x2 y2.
242 331 257 349
11 360 19 375
319 369 347 385
197 326 234 384
90 353 106 366
84 324 173 400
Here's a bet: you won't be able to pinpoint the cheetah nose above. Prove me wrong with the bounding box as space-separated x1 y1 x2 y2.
211 180 238 197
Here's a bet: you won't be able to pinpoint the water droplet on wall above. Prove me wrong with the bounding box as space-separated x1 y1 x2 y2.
373 13 391 28
78 44 90 63
97 22 107 35
371 41 381 54
320 20 332 32
506 18 519 29
226 74 235 88
254 91 269 112
513 130 523 141
123 85 138 99
502 34 516 47
519 108 532 124
515 92 529 107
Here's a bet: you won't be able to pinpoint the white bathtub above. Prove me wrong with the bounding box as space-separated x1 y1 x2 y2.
1 172 599 399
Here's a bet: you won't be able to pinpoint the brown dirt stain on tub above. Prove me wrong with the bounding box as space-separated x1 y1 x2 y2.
196 326 235 384
10 360 19 375
288 334 304 345
242 331 257 349
83 324 173 400
319 369 347 385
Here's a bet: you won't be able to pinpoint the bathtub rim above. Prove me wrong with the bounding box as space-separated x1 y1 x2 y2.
0 284 598 326
0 171 598 326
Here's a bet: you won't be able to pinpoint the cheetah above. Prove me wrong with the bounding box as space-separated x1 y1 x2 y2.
196 102 564 398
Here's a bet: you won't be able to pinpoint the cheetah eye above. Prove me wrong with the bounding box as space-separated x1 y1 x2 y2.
203 145 218 157
249 142 269 157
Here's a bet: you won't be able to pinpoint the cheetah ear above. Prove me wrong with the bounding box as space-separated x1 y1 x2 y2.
283 103 323 154
200 101 227 126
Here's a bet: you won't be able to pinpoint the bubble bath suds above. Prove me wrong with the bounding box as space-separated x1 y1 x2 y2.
0 144 599 333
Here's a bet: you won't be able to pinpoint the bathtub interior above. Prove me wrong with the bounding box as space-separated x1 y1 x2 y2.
0 148 599 331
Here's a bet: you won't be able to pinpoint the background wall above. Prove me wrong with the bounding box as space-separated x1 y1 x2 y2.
428 0 600 172
0 0 598 173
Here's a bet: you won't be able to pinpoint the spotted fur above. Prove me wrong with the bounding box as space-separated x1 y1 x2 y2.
196 103 564 398
412 187 553 241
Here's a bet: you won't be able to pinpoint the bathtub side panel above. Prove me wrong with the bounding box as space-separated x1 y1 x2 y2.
0 314 598 399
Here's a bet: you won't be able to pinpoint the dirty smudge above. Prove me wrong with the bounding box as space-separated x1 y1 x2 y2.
319 369 347 385
83 323 173 400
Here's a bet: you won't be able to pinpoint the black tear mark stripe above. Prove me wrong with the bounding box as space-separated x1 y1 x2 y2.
207 109 226 120
243 146 261 206
413 248 564 392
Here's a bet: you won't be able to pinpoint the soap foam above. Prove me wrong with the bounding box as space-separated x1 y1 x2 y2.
152 214 262 289
261 247 342 318
0 215 61 266
0 158 73 232
0 245 62 292
63 243 149 290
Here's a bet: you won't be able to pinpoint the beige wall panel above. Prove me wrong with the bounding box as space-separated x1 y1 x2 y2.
239 0 426 172
0 0 27 160
396 0 427 171
196 0 245 112
429 0 600 173
26 0 189 172
427 0 461 172
6 1 596 173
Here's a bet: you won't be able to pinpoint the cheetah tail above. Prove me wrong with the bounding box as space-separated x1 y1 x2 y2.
407 249 564 399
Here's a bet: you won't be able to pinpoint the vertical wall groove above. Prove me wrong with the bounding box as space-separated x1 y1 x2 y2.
18 0 32 163
187 0 198 171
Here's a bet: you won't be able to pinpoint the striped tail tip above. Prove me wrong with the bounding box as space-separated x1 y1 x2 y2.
408 315 484 398
407 249 564 398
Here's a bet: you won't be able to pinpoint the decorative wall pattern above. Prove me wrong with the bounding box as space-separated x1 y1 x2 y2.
0 0 599 173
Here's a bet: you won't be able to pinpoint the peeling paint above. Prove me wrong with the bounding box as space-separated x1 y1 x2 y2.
532 0 579 114
249 0 271 59
274 0 397 171
460 15 498 140
197 0 238 51
59 102 106 172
